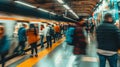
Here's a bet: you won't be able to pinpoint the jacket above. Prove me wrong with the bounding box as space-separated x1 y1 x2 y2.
27 29 39 45
66 27 75 45
73 25 87 55
0 35 10 54
54 25 60 33
18 27 27 42
96 21 120 51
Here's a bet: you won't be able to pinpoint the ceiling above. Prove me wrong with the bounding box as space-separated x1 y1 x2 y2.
16 0 100 19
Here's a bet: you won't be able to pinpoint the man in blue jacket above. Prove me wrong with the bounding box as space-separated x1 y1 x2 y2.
96 13 120 67
14 24 27 55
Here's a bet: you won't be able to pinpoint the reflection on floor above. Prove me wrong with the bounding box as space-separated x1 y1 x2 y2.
34 34 99 67
7 34 120 67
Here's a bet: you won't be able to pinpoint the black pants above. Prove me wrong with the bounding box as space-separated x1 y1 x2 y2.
14 41 26 54
46 36 52 48
30 42 38 55
0 51 8 67
52 35 56 43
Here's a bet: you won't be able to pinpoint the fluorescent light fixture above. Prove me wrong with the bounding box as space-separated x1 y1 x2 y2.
14 1 36 8
63 5 70 10
57 0 64 4
50 12 56 15
38 8 56 15
38 8 49 13
69 10 79 19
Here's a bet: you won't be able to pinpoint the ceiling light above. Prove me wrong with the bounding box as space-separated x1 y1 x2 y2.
38 8 49 13
14 1 36 8
57 0 64 4
50 12 56 15
69 10 79 19
63 5 70 10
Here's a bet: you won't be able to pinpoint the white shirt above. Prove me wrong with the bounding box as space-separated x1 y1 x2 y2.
97 49 117 56
39 29 45 36
45 26 50 36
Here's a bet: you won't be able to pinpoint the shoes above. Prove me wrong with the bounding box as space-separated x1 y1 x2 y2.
35 54 38 57
30 55 33 58
46 46 49 48
41 46 44 48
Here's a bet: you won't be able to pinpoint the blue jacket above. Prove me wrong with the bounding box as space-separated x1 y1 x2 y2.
18 27 27 42
96 21 120 51
66 27 75 45
0 35 10 54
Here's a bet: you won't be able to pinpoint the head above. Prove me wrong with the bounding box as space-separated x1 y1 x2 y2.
22 24 27 28
40 24 44 30
29 24 35 29
78 18 85 26
104 13 113 23
0 23 5 36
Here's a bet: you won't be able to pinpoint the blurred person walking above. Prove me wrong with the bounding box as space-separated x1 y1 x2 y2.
73 18 87 66
39 24 45 48
0 23 10 67
54 24 60 41
96 13 120 67
51 25 56 43
27 24 40 57
45 23 52 48
14 24 27 55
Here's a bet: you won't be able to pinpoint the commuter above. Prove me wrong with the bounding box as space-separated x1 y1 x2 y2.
73 18 87 65
65 24 75 56
27 24 40 57
96 13 120 67
89 21 95 34
39 24 45 48
59 24 63 38
14 24 27 55
51 25 56 43
54 24 60 41
0 24 10 67
45 23 52 48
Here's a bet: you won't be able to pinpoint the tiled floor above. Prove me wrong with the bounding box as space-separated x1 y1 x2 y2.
7 34 120 67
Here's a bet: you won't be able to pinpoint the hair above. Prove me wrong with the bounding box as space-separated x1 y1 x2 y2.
29 24 37 35
40 24 44 30
104 13 113 20
78 17 84 22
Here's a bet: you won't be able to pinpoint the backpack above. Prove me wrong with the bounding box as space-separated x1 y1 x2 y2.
65 27 75 45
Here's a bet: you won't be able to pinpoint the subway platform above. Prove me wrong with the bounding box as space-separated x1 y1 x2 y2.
3 35 120 67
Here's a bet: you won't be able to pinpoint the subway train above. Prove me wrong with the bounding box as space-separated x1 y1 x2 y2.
0 15 71 67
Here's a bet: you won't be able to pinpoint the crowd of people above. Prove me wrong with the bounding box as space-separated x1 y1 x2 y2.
0 22 69 67
0 12 120 67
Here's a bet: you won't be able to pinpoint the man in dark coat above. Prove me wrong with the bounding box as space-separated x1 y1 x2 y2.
96 13 120 67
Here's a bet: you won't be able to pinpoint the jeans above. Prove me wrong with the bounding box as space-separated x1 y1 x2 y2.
30 42 37 55
55 32 60 40
40 35 44 47
46 36 52 48
14 41 26 54
0 51 8 67
98 53 118 67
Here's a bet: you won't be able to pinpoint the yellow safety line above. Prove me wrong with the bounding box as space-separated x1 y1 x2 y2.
17 38 65 67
